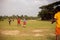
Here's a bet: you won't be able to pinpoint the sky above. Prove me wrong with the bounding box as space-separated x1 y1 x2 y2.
0 0 59 16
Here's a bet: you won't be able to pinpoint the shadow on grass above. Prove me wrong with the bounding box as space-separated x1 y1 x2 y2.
0 33 4 40
46 35 56 40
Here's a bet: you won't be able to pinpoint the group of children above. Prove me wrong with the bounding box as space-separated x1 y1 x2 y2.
17 17 26 27
8 6 60 40
8 17 26 28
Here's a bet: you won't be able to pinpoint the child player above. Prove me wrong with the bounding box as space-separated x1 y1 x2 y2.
17 16 21 26
8 18 11 25
52 6 60 40
23 17 26 28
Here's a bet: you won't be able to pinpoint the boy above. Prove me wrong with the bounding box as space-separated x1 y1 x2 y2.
17 17 21 26
23 17 26 28
8 18 11 25
52 6 60 40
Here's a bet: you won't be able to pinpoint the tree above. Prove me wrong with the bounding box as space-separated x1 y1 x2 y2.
38 9 53 20
0 16 4 21
20 15 23 19
38 1 60 20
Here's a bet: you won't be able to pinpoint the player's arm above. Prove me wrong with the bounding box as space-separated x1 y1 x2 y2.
51 18 56 24
51 13 57 24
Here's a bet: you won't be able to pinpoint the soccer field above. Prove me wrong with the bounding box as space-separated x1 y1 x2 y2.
0 19 56 40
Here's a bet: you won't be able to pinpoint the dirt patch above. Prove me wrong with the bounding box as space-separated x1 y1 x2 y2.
33 34 44 37
1 30 20 35
49 33 55 36
32 29 49 33
20 33 30 36
32 30 43 33
1 29 55 36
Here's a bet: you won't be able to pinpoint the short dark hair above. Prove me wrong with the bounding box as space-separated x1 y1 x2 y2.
55 6 60 11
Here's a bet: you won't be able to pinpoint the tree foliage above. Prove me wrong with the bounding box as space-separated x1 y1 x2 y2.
38 1 60 20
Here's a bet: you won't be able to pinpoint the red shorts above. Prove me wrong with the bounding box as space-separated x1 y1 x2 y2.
18 21 20 24
23 22 26 25
56 27 60 35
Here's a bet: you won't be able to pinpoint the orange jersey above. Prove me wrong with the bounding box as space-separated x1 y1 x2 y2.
54 11 60 35
54 11 60 28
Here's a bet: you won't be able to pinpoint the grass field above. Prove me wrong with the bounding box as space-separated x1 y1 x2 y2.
0 19 56 40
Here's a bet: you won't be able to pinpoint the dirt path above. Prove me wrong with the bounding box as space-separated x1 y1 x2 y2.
1 29 55 37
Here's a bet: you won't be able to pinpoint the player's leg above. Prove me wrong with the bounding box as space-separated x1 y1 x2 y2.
9 21 11 25
23 22 26 28
56 27 60 40
56 35 60 40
